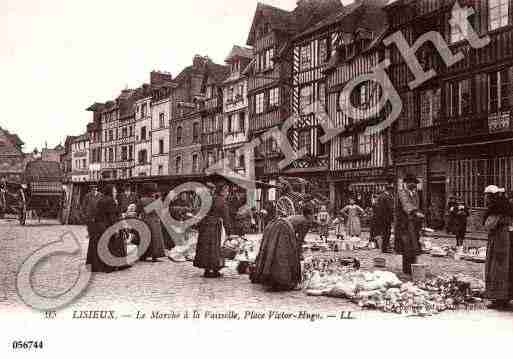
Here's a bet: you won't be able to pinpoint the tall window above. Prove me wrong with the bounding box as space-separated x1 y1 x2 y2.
238 154 245 169
318 83 326 107
121 146 128 161
341 136 354 157
269 87 280 108
228 150 236 168
239 112 245 133
207 152 214 168
158 139 164 154
300 85 313 110
318 38 329 64
158 165 163 175
420 88 441 127
141 103 147 117
450 5 469 43
141 126 147 141
255 93 265 114
122 127 128 138
192 154 199 173
138 150 147 165
108 130 113 141
108 148 114 162
193 122 200 143
176 126 183 145
227 115 233 133
358 134 372 155
159 113 165 128
265 48 274 70
300 44 312 71
175 156 182 174
449 79 471 117
489 0 510 31
489 69 510 112
298 131 309 151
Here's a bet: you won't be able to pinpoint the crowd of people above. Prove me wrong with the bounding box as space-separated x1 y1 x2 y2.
79 174 512 310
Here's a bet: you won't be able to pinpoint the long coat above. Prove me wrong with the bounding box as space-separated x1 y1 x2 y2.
251 215 311 290
395 188 422 256
484 213 513 301
138 196 166 260
448 202 469 237
374 191 394 235
88 195 126 272
193 195 231 271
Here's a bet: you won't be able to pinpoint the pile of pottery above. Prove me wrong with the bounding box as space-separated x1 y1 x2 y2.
302 265 485 316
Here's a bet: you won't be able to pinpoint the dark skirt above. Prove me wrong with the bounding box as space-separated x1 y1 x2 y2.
193 216 224 271
485 225 513 301
251 219 301 290
86 221 127 273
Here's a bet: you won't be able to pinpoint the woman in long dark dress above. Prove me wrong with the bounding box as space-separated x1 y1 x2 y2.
251 204 315 291
483 186 513 310
137 183 166 262
193 183 231 278
90 184 129 273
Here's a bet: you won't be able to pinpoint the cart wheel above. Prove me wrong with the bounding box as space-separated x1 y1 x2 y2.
19 206 27 226
276 196 295 218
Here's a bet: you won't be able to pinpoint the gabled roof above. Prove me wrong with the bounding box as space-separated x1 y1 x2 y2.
225 45 253 62
246 3 297 46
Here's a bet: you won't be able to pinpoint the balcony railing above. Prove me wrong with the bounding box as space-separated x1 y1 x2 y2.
440 111 513 141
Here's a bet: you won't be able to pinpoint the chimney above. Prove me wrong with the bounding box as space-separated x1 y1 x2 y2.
150 70 173 85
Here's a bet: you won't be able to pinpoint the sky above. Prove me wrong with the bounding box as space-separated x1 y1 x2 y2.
1 0 352 152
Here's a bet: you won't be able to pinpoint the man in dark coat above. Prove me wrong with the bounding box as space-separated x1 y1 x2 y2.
395 174 424 275
82 184 103 269
375 184 395 253
117 185 138 214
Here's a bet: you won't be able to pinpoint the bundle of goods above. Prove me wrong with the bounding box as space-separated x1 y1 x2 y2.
430 246 448 257
303 267 485 316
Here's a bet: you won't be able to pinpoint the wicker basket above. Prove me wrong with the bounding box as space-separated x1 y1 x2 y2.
221 237 241 260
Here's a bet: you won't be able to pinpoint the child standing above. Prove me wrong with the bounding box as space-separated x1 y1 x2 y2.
332 209 346 240
317 205 331 241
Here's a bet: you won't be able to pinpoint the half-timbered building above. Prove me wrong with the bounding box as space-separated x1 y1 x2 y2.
222 46 253 176
437 0 513 230
384 0 448 227
245 0 343 203
323 0 390 210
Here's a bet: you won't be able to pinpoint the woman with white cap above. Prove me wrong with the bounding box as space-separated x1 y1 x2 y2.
483 184 513 310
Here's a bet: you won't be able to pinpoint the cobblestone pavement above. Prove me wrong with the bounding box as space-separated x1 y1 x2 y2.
1 217 512 321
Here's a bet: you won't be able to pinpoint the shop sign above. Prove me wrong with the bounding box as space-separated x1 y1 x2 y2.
488 111 511 133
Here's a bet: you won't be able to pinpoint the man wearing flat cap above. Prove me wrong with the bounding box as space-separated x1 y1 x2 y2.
395 174 424 275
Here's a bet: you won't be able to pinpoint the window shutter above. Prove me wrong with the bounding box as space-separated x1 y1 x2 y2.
508 0 513 25
479 0 489 35
509 66 513 107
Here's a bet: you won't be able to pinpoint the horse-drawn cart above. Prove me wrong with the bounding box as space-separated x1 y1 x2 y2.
19 160 65 225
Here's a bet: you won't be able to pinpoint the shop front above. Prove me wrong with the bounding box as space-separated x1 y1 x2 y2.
330 167 391 212
446 140 513 232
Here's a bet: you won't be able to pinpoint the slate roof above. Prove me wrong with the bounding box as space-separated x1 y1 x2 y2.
246 3 297 45
225 45 253 62
24 160 63 182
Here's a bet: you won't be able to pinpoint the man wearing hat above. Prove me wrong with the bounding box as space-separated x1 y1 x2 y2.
375 183 395 253
395 174 424 275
